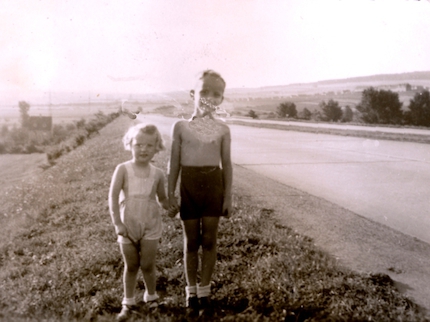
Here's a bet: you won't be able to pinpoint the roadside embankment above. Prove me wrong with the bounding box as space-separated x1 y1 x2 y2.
233 163 430 318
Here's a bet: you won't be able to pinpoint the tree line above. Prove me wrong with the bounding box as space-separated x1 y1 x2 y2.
274 87 430 127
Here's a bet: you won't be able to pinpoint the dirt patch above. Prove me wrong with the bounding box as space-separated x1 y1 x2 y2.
233 164 430 318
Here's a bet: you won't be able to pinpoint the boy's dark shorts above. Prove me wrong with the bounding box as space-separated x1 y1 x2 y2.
180 166 224 220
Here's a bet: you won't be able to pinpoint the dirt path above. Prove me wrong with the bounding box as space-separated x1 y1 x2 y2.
233 164 430 318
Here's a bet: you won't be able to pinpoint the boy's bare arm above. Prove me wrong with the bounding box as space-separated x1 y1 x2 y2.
221 127 233 215
168 122 182 203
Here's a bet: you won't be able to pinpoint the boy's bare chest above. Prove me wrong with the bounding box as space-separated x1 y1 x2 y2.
183 118 225 144
179 119 225 166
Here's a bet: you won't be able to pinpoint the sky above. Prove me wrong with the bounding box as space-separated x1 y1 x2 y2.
1 0 430 99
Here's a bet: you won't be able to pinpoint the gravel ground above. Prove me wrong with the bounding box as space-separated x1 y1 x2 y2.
233 163 430 318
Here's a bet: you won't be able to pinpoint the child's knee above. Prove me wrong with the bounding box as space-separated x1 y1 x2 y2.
140 259 155 273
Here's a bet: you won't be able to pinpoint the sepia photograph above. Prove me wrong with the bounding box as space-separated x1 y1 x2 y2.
1 1 430 321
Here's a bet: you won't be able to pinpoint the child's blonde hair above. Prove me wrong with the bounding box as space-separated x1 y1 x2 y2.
195 70 226 88
122 123 165 152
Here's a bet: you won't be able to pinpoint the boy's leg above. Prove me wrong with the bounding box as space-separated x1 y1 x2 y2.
181 218 201 316
120 243 140 302
200 216 220 287
181 219 201 287
139 239 159 298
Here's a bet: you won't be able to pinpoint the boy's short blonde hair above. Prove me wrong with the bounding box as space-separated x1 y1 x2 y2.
195 70 226 88
122 123 165 152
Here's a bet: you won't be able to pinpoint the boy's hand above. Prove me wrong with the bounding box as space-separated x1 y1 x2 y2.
114 223 128 237
222 195 233 217
167 205 179 218
169 195 179 210
167 196 180 218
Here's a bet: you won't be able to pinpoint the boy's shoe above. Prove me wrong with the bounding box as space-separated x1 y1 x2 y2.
199 297 214 318
144 291 159 309
117 305 139 321
186 296 200 319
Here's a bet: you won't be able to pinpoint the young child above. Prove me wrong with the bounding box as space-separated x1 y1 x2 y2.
109 123 170 321
168 70 233 317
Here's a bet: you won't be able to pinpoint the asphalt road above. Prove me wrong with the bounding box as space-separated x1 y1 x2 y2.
229 125 430 244
140 114 430 244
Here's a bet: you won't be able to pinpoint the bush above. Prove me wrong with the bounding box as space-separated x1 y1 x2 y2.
0 142 6 154
47 146 63 163
320 99 343 122
341 106 354 123
24 144 43 154
74 132 87 146
1 124 9 136
356 87 403 124
404 90 430 127
298 108 312 120
2 110 119 158
247 110 259 119
84 120 101 136
52 124 69 144
277 102 297 118
75 118 86 129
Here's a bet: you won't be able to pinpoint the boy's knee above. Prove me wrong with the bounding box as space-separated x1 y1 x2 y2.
185 238 200 253
201 236 216 251
125 263 140 274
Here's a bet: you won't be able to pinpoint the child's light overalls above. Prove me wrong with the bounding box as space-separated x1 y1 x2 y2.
118 162 162 244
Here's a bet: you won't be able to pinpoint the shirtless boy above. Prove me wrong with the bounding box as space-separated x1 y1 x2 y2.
168 70 233 317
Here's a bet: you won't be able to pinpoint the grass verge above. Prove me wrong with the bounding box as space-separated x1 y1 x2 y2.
0 116 427 321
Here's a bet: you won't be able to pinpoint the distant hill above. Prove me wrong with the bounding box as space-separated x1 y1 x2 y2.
314 71 430 86
226 71 430 98
2 71 429 109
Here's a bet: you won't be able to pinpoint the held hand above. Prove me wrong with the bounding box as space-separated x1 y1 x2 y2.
161 199 170 210
169 195 179 209
114 223 128 237
222 196 233 218
167 205 180 218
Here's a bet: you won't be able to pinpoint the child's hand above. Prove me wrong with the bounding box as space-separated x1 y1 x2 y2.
161 199 170 210
167 205 179 218
114 223 128 237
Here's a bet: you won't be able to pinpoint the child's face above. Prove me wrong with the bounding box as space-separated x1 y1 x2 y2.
131 132 157 165
191 75 225 116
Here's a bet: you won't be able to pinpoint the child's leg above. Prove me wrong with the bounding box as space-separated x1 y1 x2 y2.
139 239 159 297
200 217 220 287
181 219 201 288
120 243 140 303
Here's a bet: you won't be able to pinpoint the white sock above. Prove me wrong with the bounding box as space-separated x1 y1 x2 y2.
197 284 211 298
121 297 136 306
143 290 159 303
185 285 197 299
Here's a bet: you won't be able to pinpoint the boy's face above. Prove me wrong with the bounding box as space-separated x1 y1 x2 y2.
190 75 225 116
